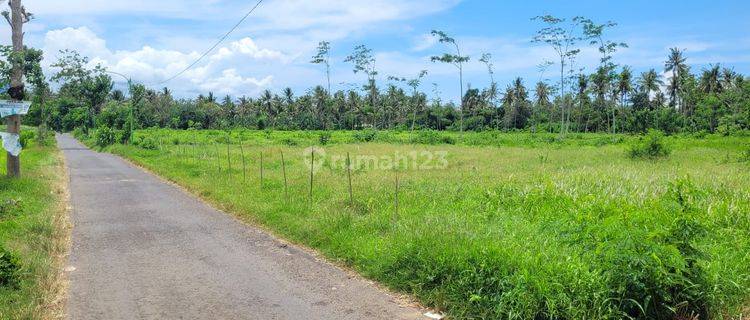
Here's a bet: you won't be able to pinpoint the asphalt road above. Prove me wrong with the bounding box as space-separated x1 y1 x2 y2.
58 134 426 320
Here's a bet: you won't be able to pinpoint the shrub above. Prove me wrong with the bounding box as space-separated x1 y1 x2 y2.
0 246 21 288
19 130 35 148
740 147 750 162
318 132 332 145
72 127 87 140
35 124 51 146
139 137 158 150
628 130 671 159
94 126 116 148
281 138 299 146
411 130 456 145
353 129 378 142
113 129 127 144
692 130 708 139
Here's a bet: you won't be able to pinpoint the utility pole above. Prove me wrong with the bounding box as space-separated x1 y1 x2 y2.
3 0 31 178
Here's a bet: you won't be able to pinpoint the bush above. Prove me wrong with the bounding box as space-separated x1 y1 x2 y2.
72 127 87 140
19 130 35 148
353 129 378 142
139 137 158 150
740 147 750 162
94 126 116 148
0 246 21 288
628 130 671 159
692 130 708 139
411 130 456 145
318 132 331 145
35 124 51 146
281 138 299 146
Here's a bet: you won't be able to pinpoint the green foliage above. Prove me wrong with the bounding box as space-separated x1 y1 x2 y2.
318 131 332 145
740 146 750 162
94 126 116 147
0 199 21 220
353 128 378 142
628 130 671 159
135 137 157 150
19 130 35 148
0 137 67 317
104 129 750 319
410 130 456 145
0 247 21 289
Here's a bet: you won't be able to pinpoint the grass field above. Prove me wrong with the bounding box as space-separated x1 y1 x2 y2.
0 131 68 319
91 128 749 319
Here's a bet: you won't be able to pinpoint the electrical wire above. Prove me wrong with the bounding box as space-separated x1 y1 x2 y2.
156 0 265 85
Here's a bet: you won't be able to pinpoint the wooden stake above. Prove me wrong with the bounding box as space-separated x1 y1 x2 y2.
240 143 247 183
346 152 353 207
226 144 232 177
215 143 221 173
260 151 264 189
281 150 288 199
394 172 400 217
309 149 314 204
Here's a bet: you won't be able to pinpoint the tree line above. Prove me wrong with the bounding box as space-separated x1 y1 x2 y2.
1 15 749 140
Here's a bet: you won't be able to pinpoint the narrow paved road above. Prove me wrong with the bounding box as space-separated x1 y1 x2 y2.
59 134 425 320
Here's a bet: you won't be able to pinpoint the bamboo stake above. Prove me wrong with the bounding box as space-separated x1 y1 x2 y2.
215 143 221 173
346 152 353 207
394 171 400 217
281 150 288 199
260 151 264 189
240 143 247 183
226 144 232 177
309 149 314 204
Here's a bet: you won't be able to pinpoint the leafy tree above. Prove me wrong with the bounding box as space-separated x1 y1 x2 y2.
532 15 586 135
311 41 332 93
344 45 378 109
430 30 469 132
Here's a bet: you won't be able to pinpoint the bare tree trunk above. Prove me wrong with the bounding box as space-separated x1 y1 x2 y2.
6 0 24 178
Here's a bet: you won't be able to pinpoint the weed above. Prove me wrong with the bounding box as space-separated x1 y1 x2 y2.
628 130 671 159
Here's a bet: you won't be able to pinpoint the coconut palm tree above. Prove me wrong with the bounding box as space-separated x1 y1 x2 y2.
637 69 663 102
664 48 687 109
700 64 722 94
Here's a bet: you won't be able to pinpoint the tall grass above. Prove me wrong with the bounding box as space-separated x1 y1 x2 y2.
91 129 749 319
0 131 68 319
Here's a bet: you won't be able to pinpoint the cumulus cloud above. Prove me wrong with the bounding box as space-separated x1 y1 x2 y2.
41 27 288 97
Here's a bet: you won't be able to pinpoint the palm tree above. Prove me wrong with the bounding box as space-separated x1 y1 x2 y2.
614 67 632 134
616 67 632 107
721 67 738 90
664 48 687 109
700 64 722 94
637 69 663 102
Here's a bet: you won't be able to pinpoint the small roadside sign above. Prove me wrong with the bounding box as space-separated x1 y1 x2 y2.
0 100 32 118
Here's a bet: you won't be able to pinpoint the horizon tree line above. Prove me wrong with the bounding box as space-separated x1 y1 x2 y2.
1 15 749 138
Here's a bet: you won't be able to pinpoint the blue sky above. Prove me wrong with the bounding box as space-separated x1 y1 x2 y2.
3 0 750 101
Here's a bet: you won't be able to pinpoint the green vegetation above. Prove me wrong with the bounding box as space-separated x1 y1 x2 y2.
81 128 750 319
627 130 671 159
0 132 68 319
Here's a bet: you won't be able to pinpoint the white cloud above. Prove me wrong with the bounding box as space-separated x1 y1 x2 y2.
41 27 288 97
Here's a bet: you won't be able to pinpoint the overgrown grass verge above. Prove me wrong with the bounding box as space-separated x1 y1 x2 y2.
0 132 69 319
79 129 750 319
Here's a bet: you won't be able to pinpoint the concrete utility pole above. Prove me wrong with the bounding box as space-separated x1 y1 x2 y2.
3 0 30 178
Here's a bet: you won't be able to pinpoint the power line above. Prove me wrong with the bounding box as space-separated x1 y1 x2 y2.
156 0 265 85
